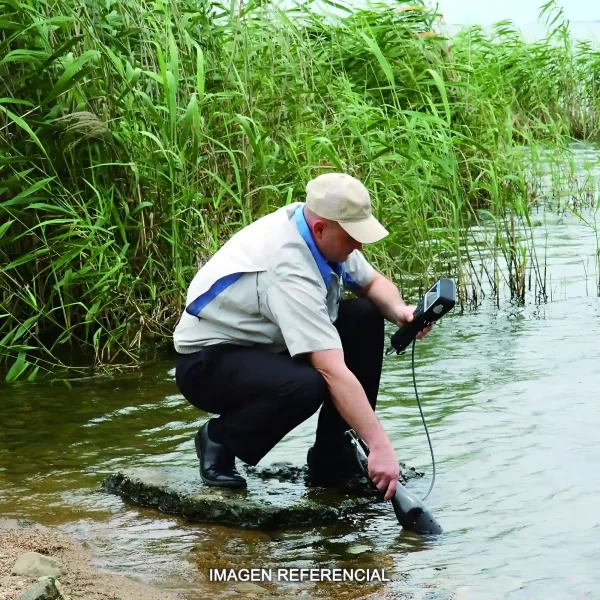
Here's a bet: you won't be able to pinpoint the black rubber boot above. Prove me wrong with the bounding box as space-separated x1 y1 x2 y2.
194 422 247 488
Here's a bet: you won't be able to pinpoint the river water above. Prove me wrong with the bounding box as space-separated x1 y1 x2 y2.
1 146 600 600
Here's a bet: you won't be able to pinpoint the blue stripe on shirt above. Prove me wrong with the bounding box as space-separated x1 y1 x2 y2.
185 205 365 317
185 272 243 317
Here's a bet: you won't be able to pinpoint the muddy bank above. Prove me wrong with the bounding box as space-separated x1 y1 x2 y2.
0 519 181 600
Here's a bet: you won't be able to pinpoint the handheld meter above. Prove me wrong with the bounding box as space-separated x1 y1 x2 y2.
388 278 456 355
345 278 456 534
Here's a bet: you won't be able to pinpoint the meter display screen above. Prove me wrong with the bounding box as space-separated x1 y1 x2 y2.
423 282 440 311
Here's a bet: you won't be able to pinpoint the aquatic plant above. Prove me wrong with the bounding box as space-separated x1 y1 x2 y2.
1 0 598 380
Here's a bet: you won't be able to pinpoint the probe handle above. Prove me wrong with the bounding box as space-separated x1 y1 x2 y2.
344 430 443 535
390 316 426 353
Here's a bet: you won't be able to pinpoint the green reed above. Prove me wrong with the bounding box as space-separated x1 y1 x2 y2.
1 0 598 380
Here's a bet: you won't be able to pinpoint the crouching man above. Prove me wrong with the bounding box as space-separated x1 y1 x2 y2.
173 173 431 501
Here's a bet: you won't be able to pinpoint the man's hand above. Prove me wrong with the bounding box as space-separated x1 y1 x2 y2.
393 304 433 340
368 443 400 500
363 273 433 339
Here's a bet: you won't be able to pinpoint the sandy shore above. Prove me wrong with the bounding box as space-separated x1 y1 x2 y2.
0 519 182 600
0 518 416 600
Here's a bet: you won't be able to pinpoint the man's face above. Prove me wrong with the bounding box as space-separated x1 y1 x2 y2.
312 219 363 263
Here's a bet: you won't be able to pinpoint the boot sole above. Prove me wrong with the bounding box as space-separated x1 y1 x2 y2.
200 472 247 488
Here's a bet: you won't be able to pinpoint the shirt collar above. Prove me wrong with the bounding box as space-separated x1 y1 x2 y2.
295 206 342 287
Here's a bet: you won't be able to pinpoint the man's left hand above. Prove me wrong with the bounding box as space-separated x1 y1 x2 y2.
394 305 434 340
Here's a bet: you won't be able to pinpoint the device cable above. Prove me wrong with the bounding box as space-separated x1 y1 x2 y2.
411 338 436 501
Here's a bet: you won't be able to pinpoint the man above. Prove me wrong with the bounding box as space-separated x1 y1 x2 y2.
174 173 432 501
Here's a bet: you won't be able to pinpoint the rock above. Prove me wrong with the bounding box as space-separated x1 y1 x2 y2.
346 544 372 555
11 552 66 579
17 578 60 600
102 462 422 530
102 466 373 530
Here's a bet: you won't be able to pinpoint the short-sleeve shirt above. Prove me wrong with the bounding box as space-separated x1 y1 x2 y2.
173 203 375 356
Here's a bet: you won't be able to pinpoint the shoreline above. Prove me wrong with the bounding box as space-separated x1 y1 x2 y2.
0 519 182 600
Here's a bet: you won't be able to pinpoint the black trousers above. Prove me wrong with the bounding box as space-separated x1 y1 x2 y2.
175 298 384 466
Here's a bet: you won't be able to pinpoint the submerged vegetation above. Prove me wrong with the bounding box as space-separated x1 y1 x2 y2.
1 0 599 380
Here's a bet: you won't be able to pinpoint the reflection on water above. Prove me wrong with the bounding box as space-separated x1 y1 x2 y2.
2 154 600 599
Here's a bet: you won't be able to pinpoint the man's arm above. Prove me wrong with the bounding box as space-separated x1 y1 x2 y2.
362 272 432 338
362 271 407 322
309 348 399 500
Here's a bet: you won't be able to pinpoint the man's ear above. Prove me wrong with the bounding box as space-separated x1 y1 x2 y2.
312 220 325 239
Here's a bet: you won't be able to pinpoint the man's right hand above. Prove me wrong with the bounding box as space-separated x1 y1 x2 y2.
367 443 399 501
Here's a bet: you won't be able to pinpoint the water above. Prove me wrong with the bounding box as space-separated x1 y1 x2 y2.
295 0 600 43
434 0 600 41
2 152 600 599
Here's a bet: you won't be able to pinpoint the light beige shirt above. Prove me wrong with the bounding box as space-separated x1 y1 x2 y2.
173 203 375 356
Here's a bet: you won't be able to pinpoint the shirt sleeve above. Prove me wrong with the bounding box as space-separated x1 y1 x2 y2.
261 272 342 357
343 250 376 292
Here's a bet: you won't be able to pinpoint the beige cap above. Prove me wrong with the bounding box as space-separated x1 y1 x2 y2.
305 173 389 244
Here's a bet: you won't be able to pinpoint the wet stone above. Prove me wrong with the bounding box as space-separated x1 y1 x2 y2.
17 578 60 600
102 462 422 530
12 552 66 579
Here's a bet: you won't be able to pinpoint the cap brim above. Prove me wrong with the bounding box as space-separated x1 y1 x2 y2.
339 215 389 244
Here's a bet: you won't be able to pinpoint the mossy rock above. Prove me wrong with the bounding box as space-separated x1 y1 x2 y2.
102 462 422 530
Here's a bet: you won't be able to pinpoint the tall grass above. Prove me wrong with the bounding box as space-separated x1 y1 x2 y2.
1 0 599 380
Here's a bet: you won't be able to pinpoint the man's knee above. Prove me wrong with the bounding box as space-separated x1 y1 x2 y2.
355 297 384 322
338 297 384 331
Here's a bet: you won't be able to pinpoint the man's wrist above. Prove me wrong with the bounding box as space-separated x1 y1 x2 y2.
365 430 393 453
390 302 409 324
